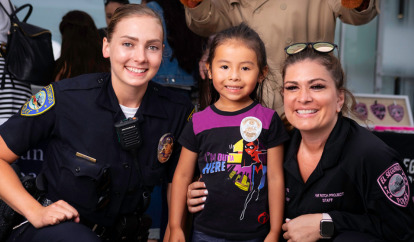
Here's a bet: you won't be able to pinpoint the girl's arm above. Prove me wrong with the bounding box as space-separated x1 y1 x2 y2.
265 144 285 242
168 147 198 242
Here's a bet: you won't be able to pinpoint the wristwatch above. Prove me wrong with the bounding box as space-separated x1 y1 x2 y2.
320 213 334 239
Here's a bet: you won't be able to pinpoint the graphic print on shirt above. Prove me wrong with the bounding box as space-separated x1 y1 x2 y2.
233 117 267 221
200 116 268 222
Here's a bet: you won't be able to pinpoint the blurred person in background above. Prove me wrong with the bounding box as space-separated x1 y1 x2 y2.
99 0 129 39
0 0 32 125
53 10 110 81
182 0 379 114
146 0 206 104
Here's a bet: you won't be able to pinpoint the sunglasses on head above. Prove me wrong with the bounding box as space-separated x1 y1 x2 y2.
284 42 338 55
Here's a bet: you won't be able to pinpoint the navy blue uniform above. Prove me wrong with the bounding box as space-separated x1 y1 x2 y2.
283 115 414 242
0 73 194 240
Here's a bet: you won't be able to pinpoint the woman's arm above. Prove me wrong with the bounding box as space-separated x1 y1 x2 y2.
265 144 285 242
168 147 198 242
0 136 79 228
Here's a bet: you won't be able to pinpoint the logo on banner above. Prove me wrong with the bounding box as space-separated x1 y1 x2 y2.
377 163 410 207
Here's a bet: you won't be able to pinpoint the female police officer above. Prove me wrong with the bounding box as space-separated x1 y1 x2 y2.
0 4 194 242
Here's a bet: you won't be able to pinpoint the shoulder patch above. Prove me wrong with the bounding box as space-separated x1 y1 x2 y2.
21 84 55 116
377 163 410 207
187 108 195 121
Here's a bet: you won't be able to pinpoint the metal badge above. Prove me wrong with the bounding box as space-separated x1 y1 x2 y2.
157 133 174 163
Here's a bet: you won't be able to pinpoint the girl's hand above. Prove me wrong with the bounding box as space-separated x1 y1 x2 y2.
281 214 322 242
187 181 207 213
169 227 186 242
264 230 279 242
27 200 80 228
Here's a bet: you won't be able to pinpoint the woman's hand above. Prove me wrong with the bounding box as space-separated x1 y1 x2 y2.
187 181 207 213
282 214 322 242
168 226 186 242
27 200 80 228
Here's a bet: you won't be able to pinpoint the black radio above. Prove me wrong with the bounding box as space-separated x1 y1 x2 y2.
114 117 142 152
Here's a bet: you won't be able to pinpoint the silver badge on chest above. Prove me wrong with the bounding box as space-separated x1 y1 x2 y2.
157 133 174 163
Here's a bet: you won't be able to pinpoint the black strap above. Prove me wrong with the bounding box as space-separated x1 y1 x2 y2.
10 4 32 23
0 2 11 18
0 1 32 23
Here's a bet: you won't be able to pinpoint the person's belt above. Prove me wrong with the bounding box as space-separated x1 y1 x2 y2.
79 216 110 238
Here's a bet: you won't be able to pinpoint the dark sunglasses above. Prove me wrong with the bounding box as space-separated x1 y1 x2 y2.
96 169 111 212
284 42 338 55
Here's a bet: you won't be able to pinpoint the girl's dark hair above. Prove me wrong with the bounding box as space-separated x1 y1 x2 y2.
53 10 110 81
148 0 206 74
107 4 164 42
104 0 129 7
201 23 268 110
281 47 358 120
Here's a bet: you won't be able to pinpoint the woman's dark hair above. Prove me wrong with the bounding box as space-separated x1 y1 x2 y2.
149 0 206 74
281 47 358 120
104 0 129 7
201 23 268 110
107 4 164 42
53 10 110 81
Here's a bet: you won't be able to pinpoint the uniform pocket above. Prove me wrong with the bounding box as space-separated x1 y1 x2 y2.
141 165 166 186
58 147 110 209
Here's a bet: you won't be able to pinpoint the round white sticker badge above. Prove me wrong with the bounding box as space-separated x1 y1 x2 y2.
240 117 262 142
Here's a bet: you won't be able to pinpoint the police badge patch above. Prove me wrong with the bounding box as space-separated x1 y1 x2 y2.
21 84 55 116
377 163 410 207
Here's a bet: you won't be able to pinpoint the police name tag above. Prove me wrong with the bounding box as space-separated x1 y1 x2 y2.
21 84 55 116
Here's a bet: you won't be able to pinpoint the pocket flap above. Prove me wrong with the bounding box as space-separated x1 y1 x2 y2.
59 148 109 179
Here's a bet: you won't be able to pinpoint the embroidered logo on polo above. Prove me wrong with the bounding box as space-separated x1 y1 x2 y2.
377 163 410 207
21 84 55 116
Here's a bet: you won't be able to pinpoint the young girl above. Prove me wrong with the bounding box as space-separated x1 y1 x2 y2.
169 23 289 242
0 4 193 242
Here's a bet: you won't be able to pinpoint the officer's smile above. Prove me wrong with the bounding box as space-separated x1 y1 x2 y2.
125 67 148 74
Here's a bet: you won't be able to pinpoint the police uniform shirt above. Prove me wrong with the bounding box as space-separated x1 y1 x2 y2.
283 115 414 241
0 73 195 227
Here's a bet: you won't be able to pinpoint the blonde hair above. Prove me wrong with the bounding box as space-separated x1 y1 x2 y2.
106 4 164 42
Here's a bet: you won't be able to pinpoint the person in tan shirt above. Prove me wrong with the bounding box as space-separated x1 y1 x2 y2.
182 0 379 114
